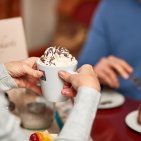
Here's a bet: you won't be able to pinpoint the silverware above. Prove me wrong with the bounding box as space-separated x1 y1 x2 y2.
100 100 112 105
129 75 141 90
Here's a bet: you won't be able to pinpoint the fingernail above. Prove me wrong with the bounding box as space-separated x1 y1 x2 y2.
62 89 69 95
38 71 43 77
130 67 133 72
58 71 66 77
130 69 133 73
124 74 129 79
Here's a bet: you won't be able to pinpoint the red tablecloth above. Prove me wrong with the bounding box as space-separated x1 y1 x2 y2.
91 98 141 141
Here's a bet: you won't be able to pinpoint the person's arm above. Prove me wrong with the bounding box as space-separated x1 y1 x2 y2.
56 65 101 141
78 1 110 67
0 64 17 92
0 64 24 141
0 94 25 141
0 58 42 141
56 86 100 141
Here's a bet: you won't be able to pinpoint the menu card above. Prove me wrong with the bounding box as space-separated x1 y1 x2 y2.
0 17 28 63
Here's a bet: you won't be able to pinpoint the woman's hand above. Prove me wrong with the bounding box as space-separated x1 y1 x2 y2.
5 57 43 94
58 64 100 97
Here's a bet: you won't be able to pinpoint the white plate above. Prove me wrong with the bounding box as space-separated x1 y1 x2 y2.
98 90 125 109
125 110 141 133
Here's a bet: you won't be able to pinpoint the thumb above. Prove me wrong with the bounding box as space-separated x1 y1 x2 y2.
58 70 72 83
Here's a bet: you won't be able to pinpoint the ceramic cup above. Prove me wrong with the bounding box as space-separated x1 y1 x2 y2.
36 59 77 102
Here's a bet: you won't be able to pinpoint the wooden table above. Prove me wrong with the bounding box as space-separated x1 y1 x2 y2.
91 98 141 141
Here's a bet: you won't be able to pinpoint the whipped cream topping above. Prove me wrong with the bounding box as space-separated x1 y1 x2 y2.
40 47 77 67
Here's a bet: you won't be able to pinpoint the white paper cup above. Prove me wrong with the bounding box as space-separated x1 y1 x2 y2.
36 59 77 102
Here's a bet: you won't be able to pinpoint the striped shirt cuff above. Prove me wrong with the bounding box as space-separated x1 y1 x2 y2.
0 64 17 92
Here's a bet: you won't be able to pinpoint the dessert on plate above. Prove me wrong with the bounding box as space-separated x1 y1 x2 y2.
29 130 54 141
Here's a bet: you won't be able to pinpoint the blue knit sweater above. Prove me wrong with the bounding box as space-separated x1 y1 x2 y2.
79 0 141 99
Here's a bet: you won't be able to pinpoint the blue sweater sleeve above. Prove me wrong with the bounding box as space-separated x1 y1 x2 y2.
78 1 110 67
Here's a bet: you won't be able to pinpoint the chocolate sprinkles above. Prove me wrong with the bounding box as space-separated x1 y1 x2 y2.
40 47 76 66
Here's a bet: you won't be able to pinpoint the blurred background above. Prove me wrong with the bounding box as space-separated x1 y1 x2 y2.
0 0 100 58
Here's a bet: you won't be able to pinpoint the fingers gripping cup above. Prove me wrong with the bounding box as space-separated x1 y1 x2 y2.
37 47 77 102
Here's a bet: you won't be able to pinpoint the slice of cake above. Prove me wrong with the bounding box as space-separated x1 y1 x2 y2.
138 104 141 125
29 130 53 141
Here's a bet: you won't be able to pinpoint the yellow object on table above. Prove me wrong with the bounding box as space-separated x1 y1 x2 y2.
29 130 53 141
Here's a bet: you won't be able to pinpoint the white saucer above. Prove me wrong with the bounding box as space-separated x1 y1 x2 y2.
98 90 125 109
125 110 141 133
